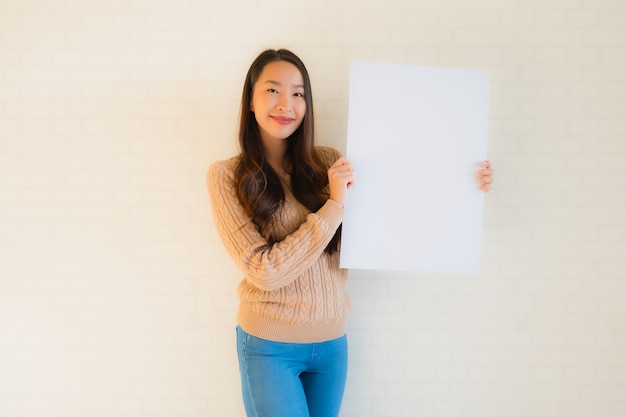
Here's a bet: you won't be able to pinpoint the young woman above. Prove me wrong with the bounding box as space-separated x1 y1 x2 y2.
207 48 493 417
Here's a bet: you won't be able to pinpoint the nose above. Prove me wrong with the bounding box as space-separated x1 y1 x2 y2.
277 95 292 112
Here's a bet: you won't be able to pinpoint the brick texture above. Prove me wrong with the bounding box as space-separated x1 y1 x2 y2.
0 0 624 416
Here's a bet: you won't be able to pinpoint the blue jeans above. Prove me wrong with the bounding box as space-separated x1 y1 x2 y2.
236 326 348 417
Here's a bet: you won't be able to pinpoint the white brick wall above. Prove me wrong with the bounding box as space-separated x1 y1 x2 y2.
1 0 624 416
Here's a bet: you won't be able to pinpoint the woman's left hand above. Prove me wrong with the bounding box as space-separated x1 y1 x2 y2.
476 160 493 192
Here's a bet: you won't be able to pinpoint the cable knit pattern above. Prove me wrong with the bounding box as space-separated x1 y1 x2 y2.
207 146 350 343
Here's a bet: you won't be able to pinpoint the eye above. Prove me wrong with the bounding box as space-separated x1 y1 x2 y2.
293 92 304 98
267 88 278 94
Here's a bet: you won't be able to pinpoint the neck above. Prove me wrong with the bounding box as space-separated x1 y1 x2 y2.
264 143 289 176
267 155 289 177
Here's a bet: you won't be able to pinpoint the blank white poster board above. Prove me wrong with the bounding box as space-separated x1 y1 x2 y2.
339 62 490 274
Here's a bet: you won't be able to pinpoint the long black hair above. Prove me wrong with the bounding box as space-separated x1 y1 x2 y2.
234 48 340 254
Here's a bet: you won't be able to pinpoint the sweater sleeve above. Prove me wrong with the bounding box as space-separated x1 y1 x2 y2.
207 159 344 292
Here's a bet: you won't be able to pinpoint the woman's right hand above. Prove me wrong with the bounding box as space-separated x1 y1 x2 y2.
328 157 355 207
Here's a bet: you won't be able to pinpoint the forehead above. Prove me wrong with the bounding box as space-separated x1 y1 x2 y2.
256 60 304 86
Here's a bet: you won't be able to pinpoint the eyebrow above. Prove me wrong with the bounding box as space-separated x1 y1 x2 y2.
263 80 305 89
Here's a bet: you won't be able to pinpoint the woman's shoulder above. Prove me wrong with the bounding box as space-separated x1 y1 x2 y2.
315 146 342 167
207 155 240 183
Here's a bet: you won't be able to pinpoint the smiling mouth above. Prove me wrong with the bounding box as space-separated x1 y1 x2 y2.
271 116 294 125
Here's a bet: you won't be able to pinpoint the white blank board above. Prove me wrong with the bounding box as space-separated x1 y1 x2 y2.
339 61 490 274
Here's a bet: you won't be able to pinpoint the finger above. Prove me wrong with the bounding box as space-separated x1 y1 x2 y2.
329 161 351 172
481 160 491 169
330 157 350 168
479 183 491 192
336 172 355 183
329 166 354 177
329 171 353 181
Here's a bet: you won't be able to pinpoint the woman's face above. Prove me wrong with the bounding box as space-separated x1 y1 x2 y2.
250 60 306 149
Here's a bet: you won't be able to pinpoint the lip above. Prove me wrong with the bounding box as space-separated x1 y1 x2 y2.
271 116 295 125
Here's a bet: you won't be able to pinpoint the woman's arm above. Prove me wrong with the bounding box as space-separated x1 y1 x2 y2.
207 160 344 292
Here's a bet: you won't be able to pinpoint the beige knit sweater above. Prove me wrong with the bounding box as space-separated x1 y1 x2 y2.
207 146 350 343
